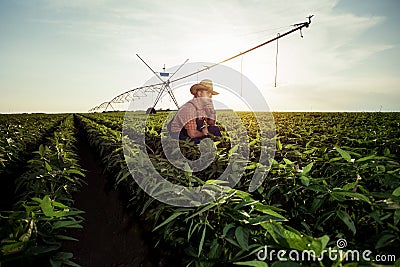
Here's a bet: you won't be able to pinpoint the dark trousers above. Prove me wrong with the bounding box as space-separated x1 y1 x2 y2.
170 118 222 144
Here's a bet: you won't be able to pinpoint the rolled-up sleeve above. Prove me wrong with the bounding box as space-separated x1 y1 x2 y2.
184 119 197 130
170 102 197 132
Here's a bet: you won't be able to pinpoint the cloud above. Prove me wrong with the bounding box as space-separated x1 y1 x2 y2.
309 12 386 69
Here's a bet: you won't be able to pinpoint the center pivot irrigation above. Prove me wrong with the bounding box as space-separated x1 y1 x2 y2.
89 15 313 113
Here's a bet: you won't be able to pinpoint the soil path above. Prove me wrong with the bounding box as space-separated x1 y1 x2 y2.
64 130 155 267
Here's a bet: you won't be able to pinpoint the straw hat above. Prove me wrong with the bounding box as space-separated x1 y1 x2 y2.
190 79 219 95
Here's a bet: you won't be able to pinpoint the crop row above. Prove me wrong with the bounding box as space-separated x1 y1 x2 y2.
0 114 67 211
0 114 67 174
0 115 85 267
86 111 400 266
3 111 397 266
78 113 363 265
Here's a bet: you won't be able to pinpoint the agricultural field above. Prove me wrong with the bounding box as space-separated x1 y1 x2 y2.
0 111 399 267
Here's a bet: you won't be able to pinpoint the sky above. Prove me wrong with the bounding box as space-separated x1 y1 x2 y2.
0 0 399 113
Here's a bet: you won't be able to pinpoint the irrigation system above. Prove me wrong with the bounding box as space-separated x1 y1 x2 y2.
89 15 313 113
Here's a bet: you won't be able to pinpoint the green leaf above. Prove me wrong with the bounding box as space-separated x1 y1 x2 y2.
45 161 52 172
65 168 85 177
187 220 199 241
53 220 83 229
310 235 330 256
223 223 235 237
39 144 45 157
52 200 69 209
235 226 250 250
55 235 78 242
304 147 318 155
225 237 240 247
40 195 54 217
153 211 184 231
285 144 299 149
300 176 310 187
32 197 43 204
302 162 313 175
276 139 282 151
253 203 287 220
395 209 400 226
249 215 284 225
260 222 312 251
116 170 132 184
205 179 229 185
283 158 294 166
334 146 351 162
184 162 192 178
310 197 325 213
140 198 155 215
336 210 356 235
383 148 391 156
50 259 67 267
355 154 378 163
52 251 73 260
51 252 81 267
234 260 269 267
63 259 81 267
208 238 221 260
331 190 370 204
198 224 207 257
1 242 25 255
29 244 60 255
229 144 239 157
375 234 397 249
185 203 217 222
393 187 400 197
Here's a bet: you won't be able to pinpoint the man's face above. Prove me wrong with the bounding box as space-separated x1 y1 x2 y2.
196 90 212 99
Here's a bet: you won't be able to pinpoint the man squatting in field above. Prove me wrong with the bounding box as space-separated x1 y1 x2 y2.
169 79 222 144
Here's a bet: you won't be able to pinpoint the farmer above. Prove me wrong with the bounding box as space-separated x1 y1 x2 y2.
169 79 222 144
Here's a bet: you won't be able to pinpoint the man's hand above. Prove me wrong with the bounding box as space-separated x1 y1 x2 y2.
206 118 216 126
187 127 209 139
201 126 209 136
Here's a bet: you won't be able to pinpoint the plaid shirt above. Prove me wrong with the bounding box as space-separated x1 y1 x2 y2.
170 97 216 133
